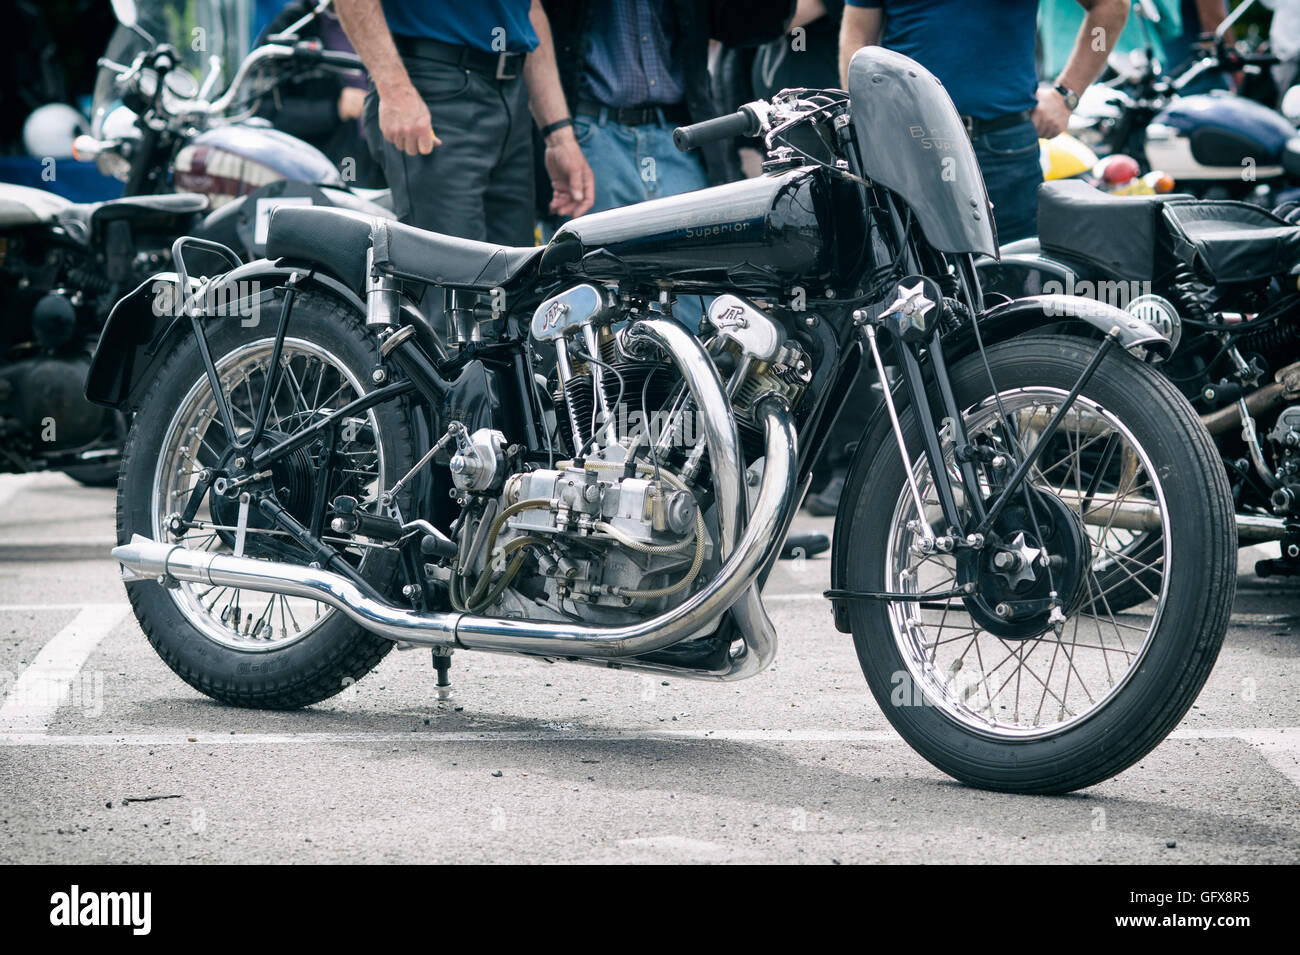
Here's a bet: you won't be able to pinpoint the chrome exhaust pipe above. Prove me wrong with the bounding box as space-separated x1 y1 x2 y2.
1237 513 1288 544
623 318 782 680
113 310 798 678
111 534 460 645
111 396 796 665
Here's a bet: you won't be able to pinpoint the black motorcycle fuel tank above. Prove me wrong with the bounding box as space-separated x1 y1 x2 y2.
538 167 834 290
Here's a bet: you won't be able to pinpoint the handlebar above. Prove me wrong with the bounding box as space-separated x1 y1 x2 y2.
293 45 363 70
202 42 359 117
673 106 761 152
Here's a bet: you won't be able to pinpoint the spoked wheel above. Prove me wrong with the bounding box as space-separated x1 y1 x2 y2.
843 335 1235 793
117 291 414 708
1028 413 1163 613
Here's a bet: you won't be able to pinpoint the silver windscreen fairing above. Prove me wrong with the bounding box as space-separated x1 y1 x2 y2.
847 46 998 257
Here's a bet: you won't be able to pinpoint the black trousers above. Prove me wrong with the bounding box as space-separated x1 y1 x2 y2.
363 58 535 246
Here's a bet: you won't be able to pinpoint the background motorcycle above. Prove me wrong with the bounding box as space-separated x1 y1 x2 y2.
92 48 1235 795
1040 129 1175 194
1072 0 1300 203
0 0 389 484
981 177 1300 590
83 0 393 259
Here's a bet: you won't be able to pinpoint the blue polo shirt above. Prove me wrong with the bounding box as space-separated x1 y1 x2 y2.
381 0 538 53
846 0 1039 120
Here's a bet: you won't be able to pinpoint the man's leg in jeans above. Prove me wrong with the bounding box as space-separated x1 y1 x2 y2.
363 63 506 239
641 122 708 200
973 120 1043 246
572 115 653 213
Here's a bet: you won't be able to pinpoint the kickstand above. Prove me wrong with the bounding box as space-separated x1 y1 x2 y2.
432 649 454 702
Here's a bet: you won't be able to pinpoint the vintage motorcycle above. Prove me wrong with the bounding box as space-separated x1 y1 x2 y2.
982 177 1300 587
91 48 1235 795
0 0 388 483
84 0 390 248
1072 0 1300 202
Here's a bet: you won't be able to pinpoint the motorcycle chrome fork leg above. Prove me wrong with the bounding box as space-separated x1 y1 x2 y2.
861 324 974 554
863 325 931 547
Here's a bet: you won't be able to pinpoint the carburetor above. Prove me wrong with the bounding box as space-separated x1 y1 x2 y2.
503 466 698 544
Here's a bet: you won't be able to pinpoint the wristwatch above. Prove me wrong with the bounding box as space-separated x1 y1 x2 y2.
1054 83 1079 111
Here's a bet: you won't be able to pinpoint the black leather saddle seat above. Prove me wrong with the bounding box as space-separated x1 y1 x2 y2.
1037 179 1190 280
50 192 210 244
265 204 543 294
1160 198 1300 284
1038 179 1300 284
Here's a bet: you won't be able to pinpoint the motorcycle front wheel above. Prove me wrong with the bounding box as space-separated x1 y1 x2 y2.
842 335 1235 794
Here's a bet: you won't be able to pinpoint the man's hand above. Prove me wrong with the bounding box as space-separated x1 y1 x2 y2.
338 87 366 122
545 128 594 218
1032 87 1072 138
525 0 592 216
378 81 441 156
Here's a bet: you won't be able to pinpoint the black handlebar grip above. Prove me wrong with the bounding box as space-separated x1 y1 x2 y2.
673 108 759 152
317 50 364 69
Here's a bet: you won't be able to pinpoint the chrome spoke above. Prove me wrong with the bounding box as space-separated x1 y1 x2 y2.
150 338 385 653
883 389 1168 738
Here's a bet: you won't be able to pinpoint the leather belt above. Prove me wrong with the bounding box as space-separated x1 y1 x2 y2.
961 108 1035 139
574 98 690 127
393 36 525 80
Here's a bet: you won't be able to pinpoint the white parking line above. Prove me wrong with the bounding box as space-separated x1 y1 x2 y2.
0 603 127 613
0 473 45 511
0 603 129 734
1236 729 1300 787
0 729 905 746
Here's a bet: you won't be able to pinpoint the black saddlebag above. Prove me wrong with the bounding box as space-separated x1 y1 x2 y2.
1161 199 1300 284
1037 180 1188 280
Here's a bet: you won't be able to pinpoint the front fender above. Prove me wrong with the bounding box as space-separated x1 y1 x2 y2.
85 260 365 411
947 294 1172 363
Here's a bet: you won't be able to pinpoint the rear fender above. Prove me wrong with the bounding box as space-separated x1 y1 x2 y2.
975 246 1087 301
85 260 364 411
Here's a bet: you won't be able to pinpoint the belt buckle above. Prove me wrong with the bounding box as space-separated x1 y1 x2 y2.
495 52 519 81
961 115 975 137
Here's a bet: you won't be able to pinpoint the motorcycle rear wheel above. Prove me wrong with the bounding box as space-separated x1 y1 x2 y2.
116 291 414 709
842 335 1235 794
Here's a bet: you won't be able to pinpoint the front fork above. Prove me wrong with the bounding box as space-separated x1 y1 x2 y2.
858 317 986 555
852 285 1120 604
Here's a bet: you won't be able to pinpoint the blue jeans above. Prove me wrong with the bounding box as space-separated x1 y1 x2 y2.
570 109 710 330
972 120 1044 245
573 108 710 213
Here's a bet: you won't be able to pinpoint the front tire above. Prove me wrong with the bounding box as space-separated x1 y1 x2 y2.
117 290 415 709
843 335 1235 793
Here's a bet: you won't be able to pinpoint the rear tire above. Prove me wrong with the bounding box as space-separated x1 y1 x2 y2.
843 335 1235 793
117 291 415 709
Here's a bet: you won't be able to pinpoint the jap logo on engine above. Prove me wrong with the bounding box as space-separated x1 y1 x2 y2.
542 300 566 330
712 305 747 329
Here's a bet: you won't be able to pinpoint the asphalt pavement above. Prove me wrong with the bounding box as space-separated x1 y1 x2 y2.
0 471 1297 864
